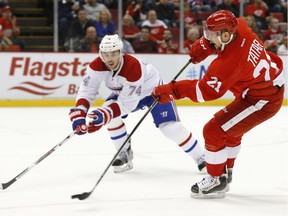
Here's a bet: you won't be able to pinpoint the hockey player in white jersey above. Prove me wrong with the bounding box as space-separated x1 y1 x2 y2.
69 34 206 173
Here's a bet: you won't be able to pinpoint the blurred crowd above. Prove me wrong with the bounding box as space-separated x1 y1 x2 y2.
0 2 25 51
0 0 287 55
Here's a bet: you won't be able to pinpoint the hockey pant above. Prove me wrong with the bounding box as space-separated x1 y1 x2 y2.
203 85 284 176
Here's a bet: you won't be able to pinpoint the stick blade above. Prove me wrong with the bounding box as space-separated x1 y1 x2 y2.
0 182 11 190
71 192 91 200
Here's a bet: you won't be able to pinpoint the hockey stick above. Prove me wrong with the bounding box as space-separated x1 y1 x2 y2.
71 59 192 200
0 131 75 190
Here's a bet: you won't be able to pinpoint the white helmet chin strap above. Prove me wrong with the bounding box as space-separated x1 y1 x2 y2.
217 34 234 50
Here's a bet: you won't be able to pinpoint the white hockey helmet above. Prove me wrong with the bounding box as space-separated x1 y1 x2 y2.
99 34 123 52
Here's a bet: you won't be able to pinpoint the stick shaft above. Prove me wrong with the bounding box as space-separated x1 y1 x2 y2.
72 59 192 200
0 131 75 190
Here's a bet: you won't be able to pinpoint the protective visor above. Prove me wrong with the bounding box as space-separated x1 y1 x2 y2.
100 50 121 61
203 24 221 41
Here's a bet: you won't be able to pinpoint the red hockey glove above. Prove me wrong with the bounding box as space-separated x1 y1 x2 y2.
87 108 112 133
189 36 215 64
69 108 87 135
152 82 180 104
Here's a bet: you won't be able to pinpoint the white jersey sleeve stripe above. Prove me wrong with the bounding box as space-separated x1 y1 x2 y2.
196 81 205 102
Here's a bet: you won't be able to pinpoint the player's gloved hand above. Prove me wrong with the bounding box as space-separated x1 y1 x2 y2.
152 82 180 104
69 108 87 135
189 36 215 64
87 108 112 133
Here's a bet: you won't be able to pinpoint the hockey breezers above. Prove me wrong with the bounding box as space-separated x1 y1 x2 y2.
71 59 192 201
0 131 75 190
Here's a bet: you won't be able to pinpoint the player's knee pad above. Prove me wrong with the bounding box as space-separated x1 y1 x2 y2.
203 118 227 151
159 121 190 143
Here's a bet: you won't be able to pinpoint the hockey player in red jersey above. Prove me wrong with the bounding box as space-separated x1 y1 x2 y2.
152 10 285 198
69 34 206 173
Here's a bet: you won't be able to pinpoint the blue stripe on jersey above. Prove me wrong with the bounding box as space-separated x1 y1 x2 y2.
111 132 127 140
185 140 198 153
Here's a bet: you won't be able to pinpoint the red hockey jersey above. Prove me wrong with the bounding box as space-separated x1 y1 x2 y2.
174 17 284 102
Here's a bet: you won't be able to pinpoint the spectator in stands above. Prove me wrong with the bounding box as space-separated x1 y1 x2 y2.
277 34 288 55
70 0 86 18
245 0 269 29
64 26 101 52
63 8 95 52
94 8 115 39
115 29 136 53
122 38 135 53
0 5 25 51
0 0 7 7
83 0 107 21
183 27 200 53
143 0 157 11
125 0 147 27
81 26 101 52
217 0 239 17
132 25 158 53
122 14 140 43
188 0 215 16
74 0 86 8
141 9 168 42
264 0 283 13
97 0 117 9
157 28 179 53
155 0 177 28
0 0 8 15
265 16 283 41
69 8 94 38
58 0 75 45
188 0 217 25
244 15 263 40
263 16 283 53
171 0 180 9
177 2 197 29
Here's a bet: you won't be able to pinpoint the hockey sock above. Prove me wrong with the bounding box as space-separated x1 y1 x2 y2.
107 117 130 151
159 121 204 161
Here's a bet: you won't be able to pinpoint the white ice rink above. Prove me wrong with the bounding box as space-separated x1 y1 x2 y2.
0 106 287 216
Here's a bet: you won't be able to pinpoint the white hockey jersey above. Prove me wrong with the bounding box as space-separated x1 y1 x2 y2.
76 54 162 117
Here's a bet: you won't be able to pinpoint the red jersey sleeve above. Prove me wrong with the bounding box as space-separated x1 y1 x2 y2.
173 17 284 102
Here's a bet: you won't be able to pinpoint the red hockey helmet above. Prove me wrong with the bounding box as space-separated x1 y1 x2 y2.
205 10 238 34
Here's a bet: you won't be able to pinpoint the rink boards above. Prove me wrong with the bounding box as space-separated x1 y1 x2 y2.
0 53 287 106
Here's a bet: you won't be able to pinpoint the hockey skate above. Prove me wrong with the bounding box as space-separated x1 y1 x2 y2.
196 155 206 172
112 146 134 173
190 174 229 199
223 168 233 192
227 168 233 184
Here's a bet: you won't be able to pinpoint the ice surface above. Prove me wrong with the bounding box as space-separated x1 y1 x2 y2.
0 106 287 216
